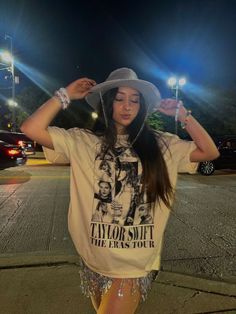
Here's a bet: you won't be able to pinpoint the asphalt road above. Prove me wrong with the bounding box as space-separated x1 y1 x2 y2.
0 158 235 283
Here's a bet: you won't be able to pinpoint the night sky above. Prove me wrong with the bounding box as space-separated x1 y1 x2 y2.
1 0 236 98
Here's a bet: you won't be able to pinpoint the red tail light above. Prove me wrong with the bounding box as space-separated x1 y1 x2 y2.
7 149 20 156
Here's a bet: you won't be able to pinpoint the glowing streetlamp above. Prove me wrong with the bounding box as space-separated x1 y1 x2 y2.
91 112 98 120
167 76 187 134
0 51 13 64
8 99 18 107
167 76 186 99
178 77 186 86
167 77 177 87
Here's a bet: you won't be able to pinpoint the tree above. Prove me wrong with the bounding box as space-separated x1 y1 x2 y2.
12 84 50 131
176 87 236 137
0 100 11 130
147 111 164 131
15 84 93 130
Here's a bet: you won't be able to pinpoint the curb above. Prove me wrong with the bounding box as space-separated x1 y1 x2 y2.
0 252 235 297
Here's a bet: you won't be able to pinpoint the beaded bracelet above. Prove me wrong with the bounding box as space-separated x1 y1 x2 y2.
180 110 192 129
54 88 71 110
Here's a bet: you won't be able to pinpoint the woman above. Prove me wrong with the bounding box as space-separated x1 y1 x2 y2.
21 68 219 313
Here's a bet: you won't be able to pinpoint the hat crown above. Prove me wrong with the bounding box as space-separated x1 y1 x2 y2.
106 68 138 82
85 67 161 113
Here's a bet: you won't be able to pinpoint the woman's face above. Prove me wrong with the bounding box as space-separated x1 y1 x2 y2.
112 87 140 134
99 181 111 197
101 161 109 171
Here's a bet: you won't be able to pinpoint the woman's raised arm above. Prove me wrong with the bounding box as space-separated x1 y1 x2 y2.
20 78 96 149
158 99 220 162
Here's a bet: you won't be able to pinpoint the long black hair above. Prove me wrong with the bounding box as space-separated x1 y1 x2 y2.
91 88 173 208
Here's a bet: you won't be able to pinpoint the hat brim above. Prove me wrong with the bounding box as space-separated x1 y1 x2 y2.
85 79 161 113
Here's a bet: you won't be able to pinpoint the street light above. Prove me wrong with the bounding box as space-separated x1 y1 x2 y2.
0 35 16 131
91 112 98 120
0 51 13 64
8 99 18 107
167 76 187 134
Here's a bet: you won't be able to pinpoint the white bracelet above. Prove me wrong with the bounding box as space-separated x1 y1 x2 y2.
180 110 192 129
175 101 182 122
54 88 71 110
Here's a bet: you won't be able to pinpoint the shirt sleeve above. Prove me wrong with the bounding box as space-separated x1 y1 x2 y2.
42 146 70 164
164 133 199 174
47 126 75 160
176 140 199 174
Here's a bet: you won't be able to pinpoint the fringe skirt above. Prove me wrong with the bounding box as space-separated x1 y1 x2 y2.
79 259 159 302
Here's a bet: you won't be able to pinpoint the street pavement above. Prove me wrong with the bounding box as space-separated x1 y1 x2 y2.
0 252 236 314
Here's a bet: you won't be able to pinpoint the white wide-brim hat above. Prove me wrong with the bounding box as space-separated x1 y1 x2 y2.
85 68 161 113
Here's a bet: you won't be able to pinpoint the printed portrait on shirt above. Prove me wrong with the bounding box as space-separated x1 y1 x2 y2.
92 143 154 226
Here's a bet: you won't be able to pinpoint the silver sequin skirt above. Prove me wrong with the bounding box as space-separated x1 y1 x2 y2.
79 259 159 302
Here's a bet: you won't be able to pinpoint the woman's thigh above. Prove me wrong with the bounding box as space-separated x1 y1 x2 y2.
97 278 141 314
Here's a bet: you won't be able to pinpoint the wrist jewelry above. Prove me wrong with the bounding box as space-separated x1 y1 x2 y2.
180 110 192 129
54 88 71 110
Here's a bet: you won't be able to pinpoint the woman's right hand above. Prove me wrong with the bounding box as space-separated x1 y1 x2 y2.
66 78 96 100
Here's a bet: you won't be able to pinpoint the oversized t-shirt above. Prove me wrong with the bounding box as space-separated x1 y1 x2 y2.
47 127 198 278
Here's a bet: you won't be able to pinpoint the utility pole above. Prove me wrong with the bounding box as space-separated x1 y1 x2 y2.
5 34 16 131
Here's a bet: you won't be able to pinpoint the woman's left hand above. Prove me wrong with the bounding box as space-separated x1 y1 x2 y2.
157 99 187 118
66 78 96 100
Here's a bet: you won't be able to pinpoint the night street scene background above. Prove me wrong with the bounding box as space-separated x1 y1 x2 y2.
0 0 236 136
0 2 236 312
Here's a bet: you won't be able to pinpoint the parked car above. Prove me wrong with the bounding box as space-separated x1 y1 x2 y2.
198 136 236 175
0 140 27 170
0 131 35 155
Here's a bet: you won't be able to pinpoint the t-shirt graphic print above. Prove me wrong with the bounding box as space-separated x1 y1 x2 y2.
90 143 155 250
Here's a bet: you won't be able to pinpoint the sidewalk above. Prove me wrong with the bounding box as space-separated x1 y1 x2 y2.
0 253 236 314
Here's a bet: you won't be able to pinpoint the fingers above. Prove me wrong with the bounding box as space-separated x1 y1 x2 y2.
79 78 96 87
78 79 96 93
66 77 96 99
156 99 185 117
157 106 166 113
159 99 183 110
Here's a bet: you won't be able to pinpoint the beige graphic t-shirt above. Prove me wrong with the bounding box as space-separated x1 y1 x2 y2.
47 127 198 278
